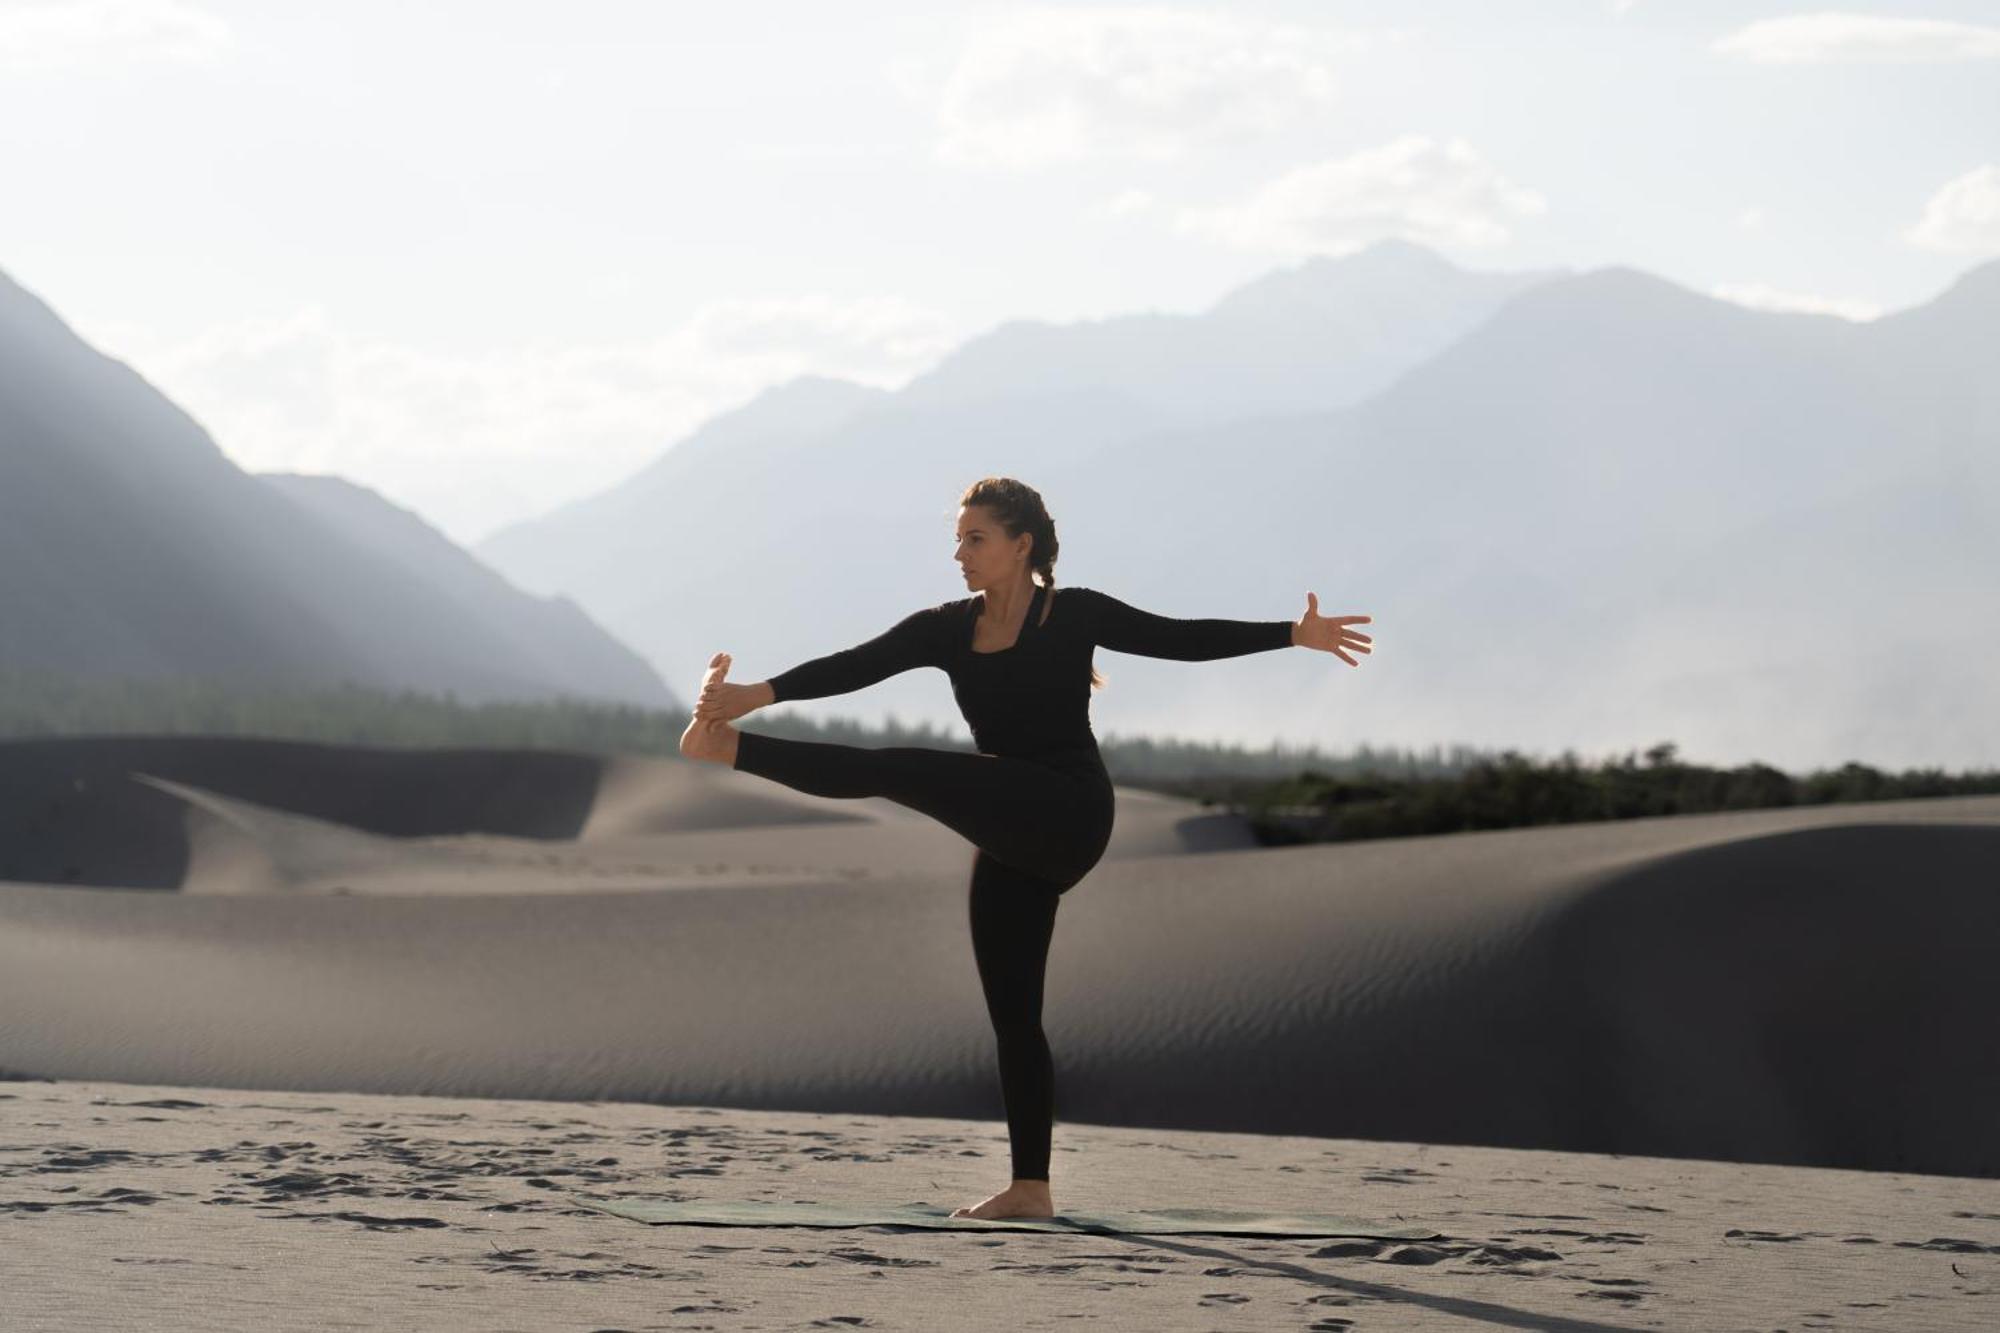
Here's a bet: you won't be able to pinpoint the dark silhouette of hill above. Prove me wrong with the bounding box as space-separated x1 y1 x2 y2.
260 472 665 705
0 266 672 707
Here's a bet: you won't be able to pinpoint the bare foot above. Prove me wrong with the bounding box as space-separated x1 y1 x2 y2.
951 1180 1056 1221
678 652 740 765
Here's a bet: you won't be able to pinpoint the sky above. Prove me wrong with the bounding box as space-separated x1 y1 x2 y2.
3 0 1998 545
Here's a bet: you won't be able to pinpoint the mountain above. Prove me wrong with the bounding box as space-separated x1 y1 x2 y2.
479 374 891 600
1071 258 2000 769
488 246 2000 770
0 265 673 709
892 236 1567 422
258 473 669 707
476 241 1569 717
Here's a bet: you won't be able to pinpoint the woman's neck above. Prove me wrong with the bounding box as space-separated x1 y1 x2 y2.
980 575 1039 623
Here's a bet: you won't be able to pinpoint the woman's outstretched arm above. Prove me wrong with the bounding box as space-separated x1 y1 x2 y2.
760 603 950 703
1076 587 1297 661
1078 587 1372 665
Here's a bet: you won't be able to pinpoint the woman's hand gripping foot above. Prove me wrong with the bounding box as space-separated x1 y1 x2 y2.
678 652 741 766
951 1180 1056 1221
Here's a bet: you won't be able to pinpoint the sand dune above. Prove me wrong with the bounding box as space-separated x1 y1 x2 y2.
3 737 1996 1184
0 736 1250 893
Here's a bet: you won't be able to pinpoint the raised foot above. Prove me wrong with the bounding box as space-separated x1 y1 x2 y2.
951 1181 1056 1221
678 652 739 765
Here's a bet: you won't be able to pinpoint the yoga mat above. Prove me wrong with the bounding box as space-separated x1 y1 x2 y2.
576 1197 1439 1239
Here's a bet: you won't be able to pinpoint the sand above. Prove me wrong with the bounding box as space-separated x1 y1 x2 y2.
3 736 1998 1329
3 1076 1994 1331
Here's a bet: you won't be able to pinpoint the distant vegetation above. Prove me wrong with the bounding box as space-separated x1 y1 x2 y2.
0 669 1434 776
4 670 1994 843
1152 742 2000 845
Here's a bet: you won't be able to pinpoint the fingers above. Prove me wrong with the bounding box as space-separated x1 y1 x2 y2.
695 669 738 720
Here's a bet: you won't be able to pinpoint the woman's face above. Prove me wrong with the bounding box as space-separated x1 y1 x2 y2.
954 504 1029 591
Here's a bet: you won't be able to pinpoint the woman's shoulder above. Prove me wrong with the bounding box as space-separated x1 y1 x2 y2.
885 598 972 642
1045 584 1108 627
920 596 978 631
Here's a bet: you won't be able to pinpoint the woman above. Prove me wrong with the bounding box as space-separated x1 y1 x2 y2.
678 476 1373 1220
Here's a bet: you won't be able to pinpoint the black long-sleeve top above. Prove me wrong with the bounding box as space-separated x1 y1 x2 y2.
765 583 1294 759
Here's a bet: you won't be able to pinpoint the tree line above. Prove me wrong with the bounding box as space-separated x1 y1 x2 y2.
5 670 1992 844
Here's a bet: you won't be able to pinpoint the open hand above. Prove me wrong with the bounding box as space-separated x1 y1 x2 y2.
1294 592 1372 667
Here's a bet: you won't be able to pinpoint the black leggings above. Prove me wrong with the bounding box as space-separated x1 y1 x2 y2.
732 729 1115 1182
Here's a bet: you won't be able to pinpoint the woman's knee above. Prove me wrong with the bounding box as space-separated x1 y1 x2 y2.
989 1017 1050 1049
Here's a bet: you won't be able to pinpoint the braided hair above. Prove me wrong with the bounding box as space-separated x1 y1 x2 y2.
958 476 1105 690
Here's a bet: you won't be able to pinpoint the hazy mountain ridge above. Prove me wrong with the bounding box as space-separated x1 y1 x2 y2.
479 375 892 600
1070 258 2000 767
478 245 2000 770
892 236 1567 422
481 377 1177 660
474 239 1568 719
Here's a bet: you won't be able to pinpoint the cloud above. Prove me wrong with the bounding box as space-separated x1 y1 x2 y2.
84 295 958 545
1902 164 2000 255
1712 12 2000 63
933 6 1398 169
1175 135 1546 255
1737 206 1768 230
0 0 233 72
676 295 953 371
738 141 911 164
1086 188 1156 221
1709 282 1882 322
